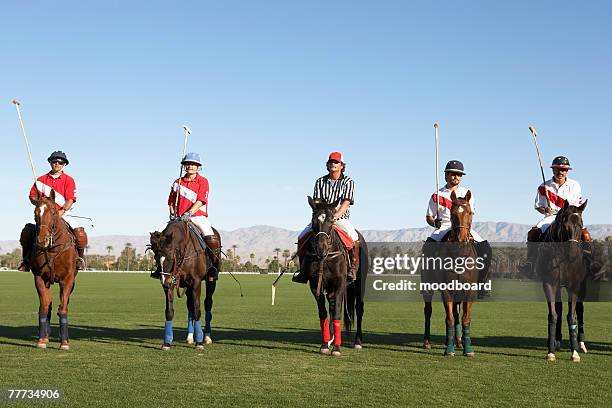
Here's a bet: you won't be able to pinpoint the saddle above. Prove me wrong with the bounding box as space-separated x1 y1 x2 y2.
297 226 354 258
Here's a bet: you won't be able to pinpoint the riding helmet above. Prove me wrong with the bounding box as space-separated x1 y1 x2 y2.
47 151 69 165
550 156 572 170
444 160 466 175
181 152 202 166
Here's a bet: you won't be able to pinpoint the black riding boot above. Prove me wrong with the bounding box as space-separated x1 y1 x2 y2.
292 256 309 284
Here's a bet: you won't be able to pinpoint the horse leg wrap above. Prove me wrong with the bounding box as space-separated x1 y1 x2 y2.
58 314 69 342
547 318 557 353
38 313 48 339
164 321 173 345
187 310 195 335
204 311 212 336
462 324 473 354
320 318 331 343
333 320 342 347
568 323 579 352
194 320 204 343
445 324 455 355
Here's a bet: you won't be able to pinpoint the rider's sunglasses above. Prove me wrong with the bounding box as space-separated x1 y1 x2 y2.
51 160 65 165
327 160 340 165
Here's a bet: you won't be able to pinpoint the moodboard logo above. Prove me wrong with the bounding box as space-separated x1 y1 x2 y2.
365 242 611 302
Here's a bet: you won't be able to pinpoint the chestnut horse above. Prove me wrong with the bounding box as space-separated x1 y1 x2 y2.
29 190 79 350
149 220 219 350
302 197 368 356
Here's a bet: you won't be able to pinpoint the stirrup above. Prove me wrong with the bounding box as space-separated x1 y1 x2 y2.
18 261 30 272
292 269 309 284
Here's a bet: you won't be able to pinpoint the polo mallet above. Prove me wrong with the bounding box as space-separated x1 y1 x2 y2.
174 125 192 214
12 99 38 185
271 253 296 305
65 215 95 228
434 122 440 221
528 126 551 208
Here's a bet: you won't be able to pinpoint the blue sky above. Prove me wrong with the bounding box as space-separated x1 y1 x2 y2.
1 0 610 239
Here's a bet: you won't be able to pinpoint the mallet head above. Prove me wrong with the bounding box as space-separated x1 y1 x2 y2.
434 122 439 129
529 126 537 136
183 125 192 135
11 99 20 106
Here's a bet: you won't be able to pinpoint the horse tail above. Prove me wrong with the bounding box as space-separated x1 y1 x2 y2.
344 284 355 335
357 231 369 301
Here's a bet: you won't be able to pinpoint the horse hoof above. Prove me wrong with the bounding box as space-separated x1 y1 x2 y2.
579 342 588 353
204 335 212 345
455 340 463 350
546 353 556 361
423 340 431 350
332 346 341 357
36 341 47 349
161 344 171 351
444 352 455 357
59 341 70 351
354 344 362 350
195 343 204 350
464 352 475 358
570 351 581 362
186 333 194 344
319 345 331 355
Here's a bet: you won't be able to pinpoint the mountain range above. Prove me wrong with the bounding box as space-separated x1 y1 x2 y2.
1 223 611 265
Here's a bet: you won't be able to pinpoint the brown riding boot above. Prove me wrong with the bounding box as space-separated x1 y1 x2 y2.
73 227 88 270
18 223 36 272
204 234 221 281
519 227 541 277
347 240 360 283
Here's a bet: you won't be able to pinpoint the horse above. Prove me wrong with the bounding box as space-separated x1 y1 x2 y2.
28 190 79 350
302 196 368 356
536 200 589 362
422 190 480 357
149 220 219 350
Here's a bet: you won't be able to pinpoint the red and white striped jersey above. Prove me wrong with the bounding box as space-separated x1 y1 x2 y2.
168 174 209 217
426 185 474 223
29 172 77 210
535 177 582 213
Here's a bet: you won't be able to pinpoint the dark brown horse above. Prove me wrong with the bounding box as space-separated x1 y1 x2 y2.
149 220 219 350
537 200 589 362
302 197 368 356
28 190 79 350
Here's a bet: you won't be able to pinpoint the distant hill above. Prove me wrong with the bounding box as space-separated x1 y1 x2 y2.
2 223 611 266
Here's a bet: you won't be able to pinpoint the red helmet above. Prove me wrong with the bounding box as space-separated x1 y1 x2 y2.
328 151 344 164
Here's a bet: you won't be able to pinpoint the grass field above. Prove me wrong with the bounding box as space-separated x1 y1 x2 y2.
1 272 611 407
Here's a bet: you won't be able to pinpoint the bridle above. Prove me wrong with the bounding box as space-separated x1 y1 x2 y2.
35 201 58 250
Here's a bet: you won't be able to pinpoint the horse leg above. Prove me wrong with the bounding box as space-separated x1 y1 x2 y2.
354 293 364 350
453 302 462 350
443 300 456 356
461 301 474 357
330 292 343 357
203 280 216 344
554 301 563 351
162 287 175 350
423 299 432 350
34 275 51 348
185 288 195 344
543 283 557 361
191 281 205 349
316 293 331 355
576 302 587 353
57 275 75 350
567 294 580 362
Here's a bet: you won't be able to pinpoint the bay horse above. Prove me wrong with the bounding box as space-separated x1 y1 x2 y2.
536 200 589 362
29 190 79 350
425 190 479 357
149 220 219 350
302 197 368 356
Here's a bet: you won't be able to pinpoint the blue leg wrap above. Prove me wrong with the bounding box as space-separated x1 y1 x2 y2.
204 311 212 335
164 320 173 345
59 314 69 342
38 314 48 339
194 320 204 343
445 324 455 355
462 324 473 354
187 310 194 335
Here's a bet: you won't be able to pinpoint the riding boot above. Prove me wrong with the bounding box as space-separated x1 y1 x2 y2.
291 255 309 284
73 227 88 271
519 227 541 277
347 240 360 283
18 223 36 272
475 240 492 299
204 234 221 281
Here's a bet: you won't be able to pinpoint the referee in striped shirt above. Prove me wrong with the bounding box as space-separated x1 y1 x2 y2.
293 151 360 283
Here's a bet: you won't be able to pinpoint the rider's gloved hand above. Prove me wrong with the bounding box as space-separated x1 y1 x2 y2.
180 211 192 221
169 213 177 221
434 218 442 228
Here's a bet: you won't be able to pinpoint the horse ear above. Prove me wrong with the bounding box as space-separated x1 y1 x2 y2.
563 199 569 210
450 190 457 201
578 199 588 213
464 190 471 202
49 189 56 202
308 196 316 210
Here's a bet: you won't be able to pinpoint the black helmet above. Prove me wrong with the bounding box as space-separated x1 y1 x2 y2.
444 160 466 175
47 151 69 165
551 156 572 170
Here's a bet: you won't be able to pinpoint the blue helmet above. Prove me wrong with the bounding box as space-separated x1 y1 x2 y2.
181 152 202 166
47 150 69 165
444 160 466 175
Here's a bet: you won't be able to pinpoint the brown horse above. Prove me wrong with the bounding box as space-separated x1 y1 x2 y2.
149 220 219 350
28 190 79 350
537 200 589 362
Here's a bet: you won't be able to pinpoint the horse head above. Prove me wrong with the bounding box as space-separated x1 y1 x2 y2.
34 190 59 250
553 200 587 256
149 222 186 289
308 196 338 259
450 190 473 243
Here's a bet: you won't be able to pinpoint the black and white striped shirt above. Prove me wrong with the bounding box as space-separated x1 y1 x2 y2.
313 174 355 220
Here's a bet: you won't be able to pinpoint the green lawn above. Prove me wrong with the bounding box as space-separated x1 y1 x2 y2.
1 272 610 407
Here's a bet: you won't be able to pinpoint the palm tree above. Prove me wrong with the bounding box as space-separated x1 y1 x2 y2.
126 242 133 271
274 248 281 262
282 249 290 267
106 245 113 271
232 245 238 269
249 253 256 272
